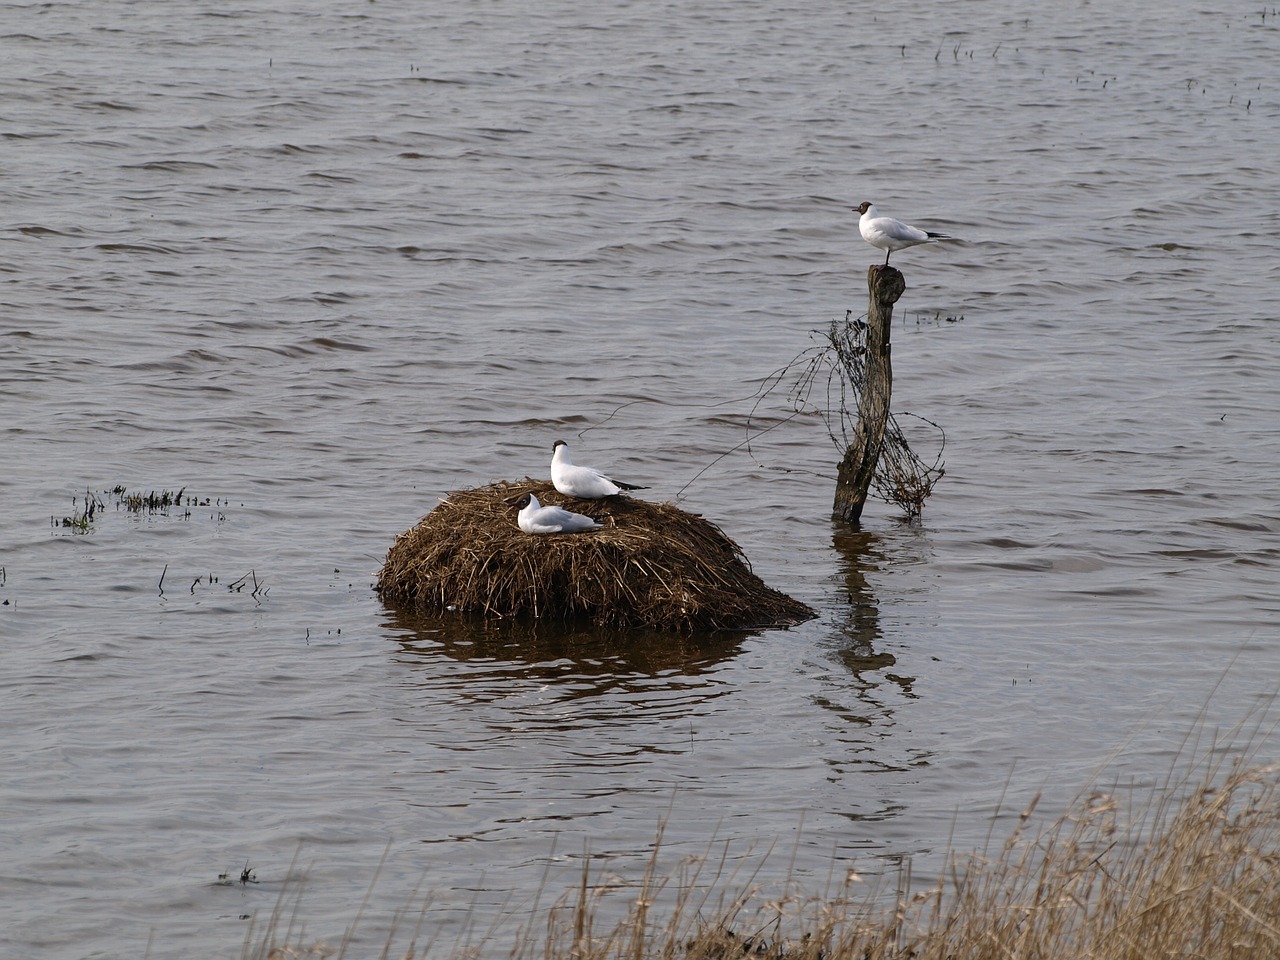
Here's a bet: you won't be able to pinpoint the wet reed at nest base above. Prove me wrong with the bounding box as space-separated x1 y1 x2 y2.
375 479 814 632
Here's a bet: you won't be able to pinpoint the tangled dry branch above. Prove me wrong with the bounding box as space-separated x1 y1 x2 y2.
750 311 945 518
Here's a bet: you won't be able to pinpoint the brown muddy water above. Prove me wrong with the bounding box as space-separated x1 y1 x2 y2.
3 2 1279 957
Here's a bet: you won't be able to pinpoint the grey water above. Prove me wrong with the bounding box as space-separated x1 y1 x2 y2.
3 1 1279 956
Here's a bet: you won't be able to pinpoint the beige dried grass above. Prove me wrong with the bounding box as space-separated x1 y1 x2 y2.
239 744 1280 960
534 746 1280 960
375 479 814 632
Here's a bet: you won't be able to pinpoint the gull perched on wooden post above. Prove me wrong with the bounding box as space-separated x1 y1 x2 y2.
550 440 647 499
855 201 952 265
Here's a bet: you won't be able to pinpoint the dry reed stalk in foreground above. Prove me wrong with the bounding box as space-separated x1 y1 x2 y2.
375 479 813 631
540 754 1280 960
242 747 1280 960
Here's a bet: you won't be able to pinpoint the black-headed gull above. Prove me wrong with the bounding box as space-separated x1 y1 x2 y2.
855 201 952 265
515 493 602 535
551 440 647 499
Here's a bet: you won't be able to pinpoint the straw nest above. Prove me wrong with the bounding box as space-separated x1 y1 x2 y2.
376 479 814 632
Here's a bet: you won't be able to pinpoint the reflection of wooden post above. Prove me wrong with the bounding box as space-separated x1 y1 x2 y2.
833 265 905 523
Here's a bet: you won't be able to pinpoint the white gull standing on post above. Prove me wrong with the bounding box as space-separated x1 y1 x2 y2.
515 493 602 535
551 440 647 499
855 201 952 265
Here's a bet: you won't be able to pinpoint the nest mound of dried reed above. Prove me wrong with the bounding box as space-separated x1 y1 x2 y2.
376 479 814 632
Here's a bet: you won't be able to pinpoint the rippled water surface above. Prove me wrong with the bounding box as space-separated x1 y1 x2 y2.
3 1 1280 957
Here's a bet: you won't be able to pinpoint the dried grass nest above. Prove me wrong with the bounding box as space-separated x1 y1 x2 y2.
376 479 814 632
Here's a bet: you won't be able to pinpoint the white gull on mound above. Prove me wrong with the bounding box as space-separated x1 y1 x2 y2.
515 493 602 535
551 440 647 499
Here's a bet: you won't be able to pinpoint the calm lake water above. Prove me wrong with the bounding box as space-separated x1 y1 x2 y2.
3 1 1279 957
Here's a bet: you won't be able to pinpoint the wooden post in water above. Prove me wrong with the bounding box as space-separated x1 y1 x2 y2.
833 264 906 523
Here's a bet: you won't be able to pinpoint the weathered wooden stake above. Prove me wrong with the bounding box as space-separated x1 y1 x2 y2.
833 264 905 523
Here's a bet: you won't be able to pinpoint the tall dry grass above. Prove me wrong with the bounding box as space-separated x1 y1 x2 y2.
244 730 1280 960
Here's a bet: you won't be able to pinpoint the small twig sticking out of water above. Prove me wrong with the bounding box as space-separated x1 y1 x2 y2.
220 862 258 885
216 862 257 885
53 490 105 533
158 564 167 597
227 571 268 602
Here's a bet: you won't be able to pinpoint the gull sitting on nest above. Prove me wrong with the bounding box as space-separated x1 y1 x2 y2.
514 493 602 535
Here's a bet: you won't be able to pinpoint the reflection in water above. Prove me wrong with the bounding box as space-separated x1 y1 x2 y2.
814 523 934 778
831 525 898 680
365 608 760 848
383 604 748 674
380 604 750 728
